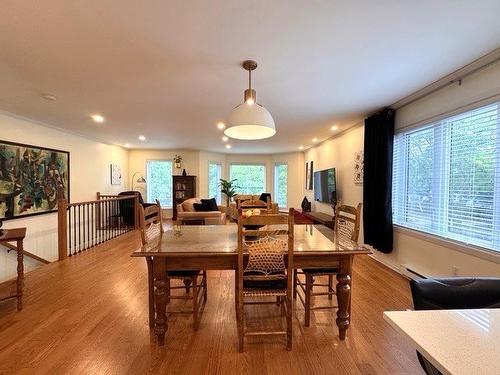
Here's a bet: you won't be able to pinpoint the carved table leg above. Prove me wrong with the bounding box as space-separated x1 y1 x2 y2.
153 257 168 345
146 257 154 328
16 239 24 311
336 255 353 340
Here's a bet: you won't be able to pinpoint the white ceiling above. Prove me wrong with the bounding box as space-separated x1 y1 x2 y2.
1 1 500 153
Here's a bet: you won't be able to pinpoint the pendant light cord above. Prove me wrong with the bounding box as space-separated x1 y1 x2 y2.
248 69 252 90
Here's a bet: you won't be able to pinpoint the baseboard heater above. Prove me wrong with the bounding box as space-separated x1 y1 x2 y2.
399 264 428 280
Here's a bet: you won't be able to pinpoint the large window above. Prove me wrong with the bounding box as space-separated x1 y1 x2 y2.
146 160 173 208
393 102 500 253
229 164 266 194
274 163 288 208
208 161 222 204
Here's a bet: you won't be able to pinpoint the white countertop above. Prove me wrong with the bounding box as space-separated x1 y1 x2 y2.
383 309 500 375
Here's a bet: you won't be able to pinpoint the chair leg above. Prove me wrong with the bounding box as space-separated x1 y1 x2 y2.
286 294 292 351
166 277 171 304
305 273 312 327
192 276 199 330
280 296 286 316
276 296 281 305
293 269 298 299
203 270 208 302
328 275 334 300
234 272 239 319
238 295 245 352
184 277 192 294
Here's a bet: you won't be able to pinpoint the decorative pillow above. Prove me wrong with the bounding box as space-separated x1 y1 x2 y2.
182 198 200 212
193 203 212 212
201 198 218 211
259 193 271 204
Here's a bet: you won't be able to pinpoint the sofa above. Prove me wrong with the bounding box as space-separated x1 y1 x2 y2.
176 198 226 225
229 194 279 221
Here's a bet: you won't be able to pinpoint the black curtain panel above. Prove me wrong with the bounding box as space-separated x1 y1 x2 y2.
363 108 395 253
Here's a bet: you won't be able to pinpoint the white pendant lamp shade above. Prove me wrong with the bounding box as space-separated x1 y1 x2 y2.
224 60 276 140
225 101 276 140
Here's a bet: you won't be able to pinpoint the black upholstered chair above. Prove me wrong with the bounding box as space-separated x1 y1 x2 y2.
118 191 156 226
410 277 500 375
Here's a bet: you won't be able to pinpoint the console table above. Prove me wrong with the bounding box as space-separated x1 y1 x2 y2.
293 209 334 229
0 227 27 311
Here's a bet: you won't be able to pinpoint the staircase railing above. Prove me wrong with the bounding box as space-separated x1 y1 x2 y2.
57 194 139 260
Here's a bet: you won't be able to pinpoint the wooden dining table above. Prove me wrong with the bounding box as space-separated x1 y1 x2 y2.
132 224 371 346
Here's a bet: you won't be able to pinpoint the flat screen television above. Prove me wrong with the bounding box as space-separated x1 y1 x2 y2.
314 168 337 204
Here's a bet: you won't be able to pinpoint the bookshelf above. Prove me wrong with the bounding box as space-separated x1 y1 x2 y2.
172 175 196 220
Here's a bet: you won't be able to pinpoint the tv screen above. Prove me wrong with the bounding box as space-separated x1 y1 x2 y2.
314 168 337 204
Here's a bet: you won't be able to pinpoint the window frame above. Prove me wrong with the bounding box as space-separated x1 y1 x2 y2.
208 160 223 204
392 102 500 257
273 162 288 209
229 162 267 195
146 159 173 209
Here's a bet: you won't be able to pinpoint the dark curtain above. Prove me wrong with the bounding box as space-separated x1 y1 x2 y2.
363 108 395 253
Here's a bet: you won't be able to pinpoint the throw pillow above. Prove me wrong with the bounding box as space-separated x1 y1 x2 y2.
259 193 271 204
193 203 212 212
201 198 219 211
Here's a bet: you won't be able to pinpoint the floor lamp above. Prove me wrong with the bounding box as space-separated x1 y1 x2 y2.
131 172 146 191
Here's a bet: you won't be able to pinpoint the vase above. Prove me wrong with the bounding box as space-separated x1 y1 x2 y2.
182 169 187 176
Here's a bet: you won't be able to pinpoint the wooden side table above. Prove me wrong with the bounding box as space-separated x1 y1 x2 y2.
0 227 27 311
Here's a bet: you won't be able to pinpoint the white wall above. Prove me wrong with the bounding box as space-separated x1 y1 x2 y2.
304 60 500 277
0 112 128 282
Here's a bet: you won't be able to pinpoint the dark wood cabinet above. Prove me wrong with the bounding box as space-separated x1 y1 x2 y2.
172 175 196 220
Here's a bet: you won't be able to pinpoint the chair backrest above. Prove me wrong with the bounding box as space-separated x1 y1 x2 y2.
334 203 362 242
240 199 270 210
119 190 144 204
237 208 294 288
139 200 164 245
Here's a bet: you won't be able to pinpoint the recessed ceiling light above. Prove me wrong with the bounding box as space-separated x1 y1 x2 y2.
222 136 229 142
312 137 318 143
124 143 131 148
225 144 232 149
217 122 226 130
138 135 146 141
331 125 339 131
41 93 57 101
299 146 304 150
91 114 105 123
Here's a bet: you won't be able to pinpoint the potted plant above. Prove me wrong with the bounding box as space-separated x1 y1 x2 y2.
173 155 182 169
219 178 239 207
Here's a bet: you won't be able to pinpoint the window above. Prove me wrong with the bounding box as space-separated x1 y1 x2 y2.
208 161 222 204
274 163 288 208
229 164 266 195
393 102 500 253
146 160 173 208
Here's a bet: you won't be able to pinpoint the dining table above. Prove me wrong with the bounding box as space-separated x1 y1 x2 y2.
132 224 371 346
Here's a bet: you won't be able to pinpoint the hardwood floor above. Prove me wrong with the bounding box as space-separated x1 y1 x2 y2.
0 229 422 375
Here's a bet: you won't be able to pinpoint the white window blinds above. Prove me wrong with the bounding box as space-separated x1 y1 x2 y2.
392 102 500 252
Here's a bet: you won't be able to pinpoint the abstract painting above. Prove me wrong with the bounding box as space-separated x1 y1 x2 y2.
354 150 364 184
110 164 122 185
0 140 69 220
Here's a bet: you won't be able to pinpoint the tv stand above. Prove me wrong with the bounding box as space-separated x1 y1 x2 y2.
293 209 334 229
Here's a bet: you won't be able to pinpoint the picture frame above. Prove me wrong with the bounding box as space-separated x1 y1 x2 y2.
110 164 122 185
0 140 70 220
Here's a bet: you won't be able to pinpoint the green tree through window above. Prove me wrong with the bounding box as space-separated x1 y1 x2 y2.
146 160 172 207
230 164 266 195
208 162 222 204
274 163 288 208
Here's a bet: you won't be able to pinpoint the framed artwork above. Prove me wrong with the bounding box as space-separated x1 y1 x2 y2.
0 140 70 220
354 151 364 184
110 164 122 185
309 161 314 190
305 162 310 190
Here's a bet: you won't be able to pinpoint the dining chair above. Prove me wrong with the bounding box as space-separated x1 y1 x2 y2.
236 208 294 351
410 277 500 375
294 203 362 326
140 201 207 330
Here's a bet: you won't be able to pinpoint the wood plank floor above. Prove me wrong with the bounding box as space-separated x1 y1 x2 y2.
0 229 422 375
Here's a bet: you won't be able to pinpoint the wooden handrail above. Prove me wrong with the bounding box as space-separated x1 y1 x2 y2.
1 242 50 264
58 195 138 260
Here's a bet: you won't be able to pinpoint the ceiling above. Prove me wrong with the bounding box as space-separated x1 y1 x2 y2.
1 1 500 153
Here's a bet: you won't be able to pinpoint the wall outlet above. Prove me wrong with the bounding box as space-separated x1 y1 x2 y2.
452 266 459 276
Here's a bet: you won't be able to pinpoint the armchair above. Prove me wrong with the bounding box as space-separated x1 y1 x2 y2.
229 194 279 221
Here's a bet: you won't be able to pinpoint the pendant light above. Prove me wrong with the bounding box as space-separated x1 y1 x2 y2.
224 60 276 140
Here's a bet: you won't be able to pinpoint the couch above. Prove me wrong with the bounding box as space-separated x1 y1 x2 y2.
229 194 279 221
176 198 226 225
